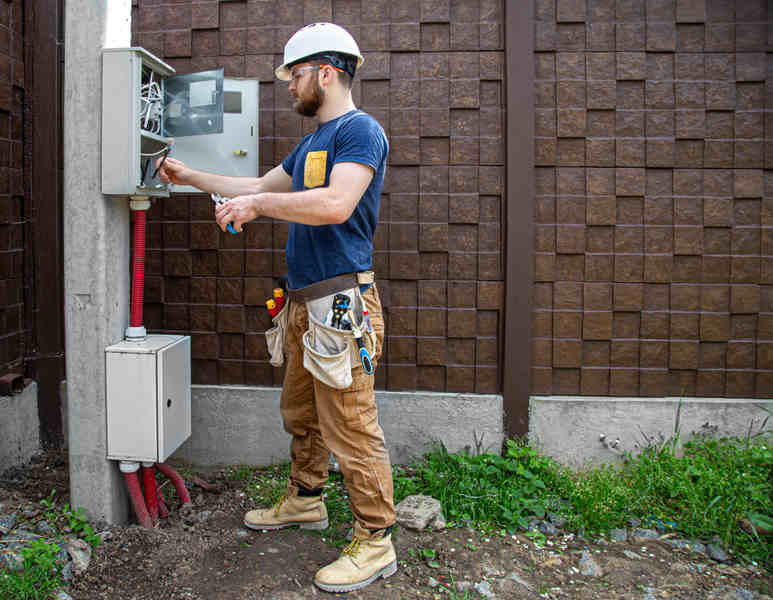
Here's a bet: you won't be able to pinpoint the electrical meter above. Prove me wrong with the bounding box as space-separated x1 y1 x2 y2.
101 47 258 197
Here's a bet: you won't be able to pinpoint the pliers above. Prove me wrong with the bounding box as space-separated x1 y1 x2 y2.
211 192 237 234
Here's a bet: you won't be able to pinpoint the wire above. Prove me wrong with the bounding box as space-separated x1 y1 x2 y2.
139 146 170 157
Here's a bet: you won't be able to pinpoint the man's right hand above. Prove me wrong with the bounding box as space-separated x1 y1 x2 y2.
156 156 191 186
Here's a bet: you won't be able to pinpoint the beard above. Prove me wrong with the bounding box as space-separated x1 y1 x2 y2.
293 77 325 117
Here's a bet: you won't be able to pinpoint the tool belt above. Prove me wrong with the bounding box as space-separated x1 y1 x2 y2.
287 271 375 302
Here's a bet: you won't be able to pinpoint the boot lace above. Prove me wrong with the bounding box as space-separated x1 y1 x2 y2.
272 493 289 516
342 536 361 558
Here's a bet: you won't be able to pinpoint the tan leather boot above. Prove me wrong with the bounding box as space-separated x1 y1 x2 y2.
244 483 328 530
314 522 397 592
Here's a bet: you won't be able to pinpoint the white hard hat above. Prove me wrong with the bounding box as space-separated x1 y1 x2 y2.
275 22 364 81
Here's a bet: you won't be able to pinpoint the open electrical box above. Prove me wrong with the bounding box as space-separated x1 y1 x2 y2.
101 47 258 197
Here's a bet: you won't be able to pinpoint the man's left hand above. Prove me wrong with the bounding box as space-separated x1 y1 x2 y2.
215 195 260 233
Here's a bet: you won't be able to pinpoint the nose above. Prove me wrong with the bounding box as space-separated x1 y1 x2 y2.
288 78 297 94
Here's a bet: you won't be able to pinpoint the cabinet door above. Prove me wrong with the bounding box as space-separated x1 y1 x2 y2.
167 78 259 192
106 352 158 462
157 337 191 462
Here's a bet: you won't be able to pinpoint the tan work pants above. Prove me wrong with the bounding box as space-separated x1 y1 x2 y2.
279 284 396 530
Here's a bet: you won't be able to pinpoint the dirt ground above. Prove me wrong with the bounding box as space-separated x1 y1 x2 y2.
1 450 771 600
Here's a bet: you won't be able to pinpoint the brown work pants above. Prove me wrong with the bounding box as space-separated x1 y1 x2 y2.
279 284 396 531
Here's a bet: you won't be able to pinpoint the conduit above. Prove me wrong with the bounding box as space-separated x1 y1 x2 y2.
119 197 195 527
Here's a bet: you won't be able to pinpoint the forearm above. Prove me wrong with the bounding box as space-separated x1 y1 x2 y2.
184 170 264 197
255 187 351 226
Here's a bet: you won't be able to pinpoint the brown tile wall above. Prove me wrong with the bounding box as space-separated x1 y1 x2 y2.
132 0 506 392
0 1 25 376
533 0 773 397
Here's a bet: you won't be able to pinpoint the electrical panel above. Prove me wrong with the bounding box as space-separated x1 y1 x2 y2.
101 47 258 197
105 335 191 463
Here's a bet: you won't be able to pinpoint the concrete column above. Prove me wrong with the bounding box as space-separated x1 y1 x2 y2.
64 1 132 523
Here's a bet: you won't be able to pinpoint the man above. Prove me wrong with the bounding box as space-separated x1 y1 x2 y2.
157 23 396 593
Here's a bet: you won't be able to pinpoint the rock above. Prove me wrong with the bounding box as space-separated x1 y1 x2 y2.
664 538 706 554
547 512 567 529
707 543 730 563
504 572 533 591
706 586 758 600
35 520 56 536
628 517 641 528
610 528 628 542
66 538 92 575
474 580 493 598
630 528 659 542
539 555 562 568
54 591 74 600
578 550 603 577
61 561 74 582
198 510 212 522
538 520 559 536
456 581 473 592
236 529 249 537
0 513 17 535
428 577 439 588
0 547 24 571
623 550 641 560
642 586 658 600
395 495 445 531
13 529 42 542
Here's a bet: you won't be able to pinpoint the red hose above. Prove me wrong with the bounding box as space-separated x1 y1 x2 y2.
156 462 191 504
130 210 147 328
124 472 152 528
141 465 159 524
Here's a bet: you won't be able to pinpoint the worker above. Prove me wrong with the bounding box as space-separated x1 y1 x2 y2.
156 22 395 593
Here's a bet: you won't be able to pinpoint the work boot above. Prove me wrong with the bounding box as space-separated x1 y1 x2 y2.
314 522 397 593
243 483 328 530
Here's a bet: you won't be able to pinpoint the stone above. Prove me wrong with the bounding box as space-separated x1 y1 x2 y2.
579 550 604 577
54 592 74 600
642 587 658 600
474 580 493 598
630 528 659 541
35 520 56 536
623 550 641 560
707 543 730 563
395 495 445 531
538 520 559 536
664 538 706 554
61 561 74 582
66 538 92 575
428 577 439 588
0 513 17 535
0 548 24 571
628 517 641 528
610 528 628 542
547 512 567 528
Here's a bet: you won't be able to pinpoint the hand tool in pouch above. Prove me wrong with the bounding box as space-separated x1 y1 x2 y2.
211 192 237 234
347 309 374 375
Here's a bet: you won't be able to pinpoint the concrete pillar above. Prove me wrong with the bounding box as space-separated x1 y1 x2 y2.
64 1 132 523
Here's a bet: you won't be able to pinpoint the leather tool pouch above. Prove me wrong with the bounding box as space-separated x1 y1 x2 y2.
264 300 290 367
301 286 377 389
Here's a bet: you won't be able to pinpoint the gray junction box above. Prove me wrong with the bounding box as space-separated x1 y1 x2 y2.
106 335 191 463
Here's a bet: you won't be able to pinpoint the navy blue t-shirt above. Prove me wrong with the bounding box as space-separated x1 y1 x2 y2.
281 110 388 289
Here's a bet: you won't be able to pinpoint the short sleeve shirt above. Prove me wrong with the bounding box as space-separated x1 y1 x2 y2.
281 110 388 289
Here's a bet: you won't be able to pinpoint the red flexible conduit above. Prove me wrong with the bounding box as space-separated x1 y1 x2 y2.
124 472 153 528
130 210 147 328
156 462 191 504
141 465 159 524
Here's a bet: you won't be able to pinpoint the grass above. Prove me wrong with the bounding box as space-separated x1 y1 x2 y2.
231 430 771 570
0 490 101 600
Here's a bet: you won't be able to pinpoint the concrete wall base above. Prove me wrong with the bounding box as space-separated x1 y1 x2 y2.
0 382 40 471
529 396 773 469
172 386 505 468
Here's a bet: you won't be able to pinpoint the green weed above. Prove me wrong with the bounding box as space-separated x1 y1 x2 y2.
0 490 101 600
